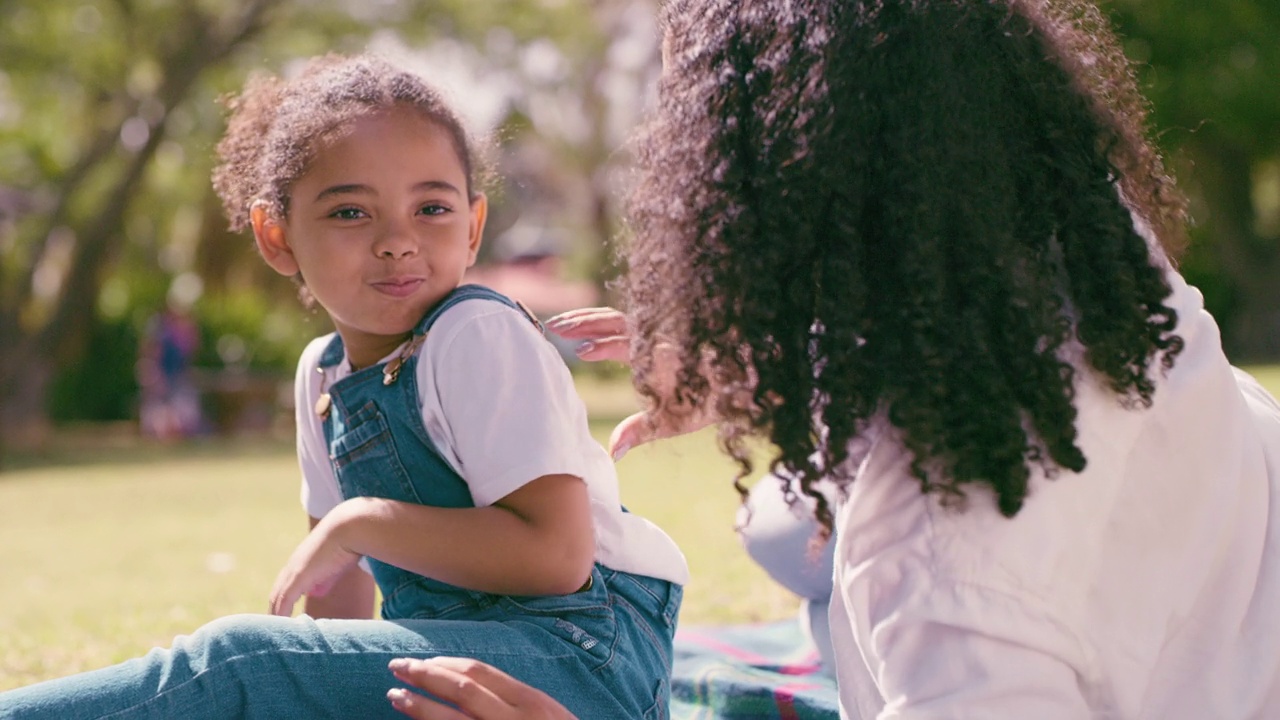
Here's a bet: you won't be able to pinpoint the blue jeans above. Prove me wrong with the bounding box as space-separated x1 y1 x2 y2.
0 568 681 720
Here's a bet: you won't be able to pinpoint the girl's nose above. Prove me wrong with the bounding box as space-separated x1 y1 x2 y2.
373 221 418 259
377 243 416 259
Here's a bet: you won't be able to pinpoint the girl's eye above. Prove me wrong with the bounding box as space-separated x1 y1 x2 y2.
419 204 450 217
330 207 367 220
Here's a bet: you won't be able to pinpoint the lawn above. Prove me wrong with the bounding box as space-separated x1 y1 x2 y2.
2 365 1278 691
0 373 798 691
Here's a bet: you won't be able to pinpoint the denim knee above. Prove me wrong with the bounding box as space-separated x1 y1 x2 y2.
176 614 310 672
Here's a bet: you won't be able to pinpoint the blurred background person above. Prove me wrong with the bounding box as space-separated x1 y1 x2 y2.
136 280 205 441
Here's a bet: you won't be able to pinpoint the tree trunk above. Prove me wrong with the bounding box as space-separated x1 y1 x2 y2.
0 0 281 463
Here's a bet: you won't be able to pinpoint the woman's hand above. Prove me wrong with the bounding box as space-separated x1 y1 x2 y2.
545 307 630 363
547 307 716 459
386 657 577 720
268 502 363 616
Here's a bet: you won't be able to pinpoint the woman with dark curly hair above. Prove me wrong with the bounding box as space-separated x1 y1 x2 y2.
543 0 1280 718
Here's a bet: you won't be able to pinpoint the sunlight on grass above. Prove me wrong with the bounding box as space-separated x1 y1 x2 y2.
0 445 305 689
0 397 798 690
3 366 1276 690
1244 364 1280 393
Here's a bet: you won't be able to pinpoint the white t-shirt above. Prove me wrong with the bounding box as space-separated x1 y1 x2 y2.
829 267 1280 719
294 297 689 587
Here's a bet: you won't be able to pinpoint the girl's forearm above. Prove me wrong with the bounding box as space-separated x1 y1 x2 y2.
328 478 595 597
300 514 377 619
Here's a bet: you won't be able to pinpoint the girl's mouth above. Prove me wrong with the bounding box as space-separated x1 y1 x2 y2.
371 277 425 297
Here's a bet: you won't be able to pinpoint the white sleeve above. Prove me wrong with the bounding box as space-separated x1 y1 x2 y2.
420 304 591 507
837 564 1092 719
294 335 345 520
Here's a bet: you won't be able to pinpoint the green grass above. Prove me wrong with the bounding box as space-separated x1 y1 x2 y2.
1246 364 1280 393
3 365 1278 691
0 386 796 691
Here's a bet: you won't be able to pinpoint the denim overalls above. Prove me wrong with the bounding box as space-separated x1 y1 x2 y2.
316 284 683 717
0 285 681 720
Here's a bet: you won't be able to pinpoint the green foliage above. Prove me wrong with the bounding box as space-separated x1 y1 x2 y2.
46 317 140 423
193 289 321 373
0 0 644 433
1110 0 1280 156
1109 0 1280 359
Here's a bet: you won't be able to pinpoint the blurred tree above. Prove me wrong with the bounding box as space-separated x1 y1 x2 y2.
0 0 656 456
2 0 1275 462
490 0 662 298
0 0 287 452
1109 0 1280 361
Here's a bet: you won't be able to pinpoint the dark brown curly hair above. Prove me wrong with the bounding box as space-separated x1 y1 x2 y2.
625 0 1188 535
212 53 484 234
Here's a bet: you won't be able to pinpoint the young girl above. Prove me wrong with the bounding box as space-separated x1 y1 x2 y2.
0 53 686 719
394 0 1280 718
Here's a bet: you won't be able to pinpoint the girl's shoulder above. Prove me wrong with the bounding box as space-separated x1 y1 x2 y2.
424 296 547 354
296 331 340 378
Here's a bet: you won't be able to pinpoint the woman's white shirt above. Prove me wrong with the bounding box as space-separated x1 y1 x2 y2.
830 268 1280 719
294 296 689 587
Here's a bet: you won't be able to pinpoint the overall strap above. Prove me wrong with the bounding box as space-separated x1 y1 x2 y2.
412 284 543 336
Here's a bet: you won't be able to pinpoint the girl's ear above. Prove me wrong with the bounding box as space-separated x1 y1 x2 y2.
250 204 299 276
466 193 488 267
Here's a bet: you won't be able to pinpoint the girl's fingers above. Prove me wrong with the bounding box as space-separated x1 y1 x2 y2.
267 571 298 616
269 587 300 616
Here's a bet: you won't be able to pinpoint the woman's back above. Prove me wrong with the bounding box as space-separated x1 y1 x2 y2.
830 266 1280 718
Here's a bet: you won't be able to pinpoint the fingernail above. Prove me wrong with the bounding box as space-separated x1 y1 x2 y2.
387 688 409 707
611 442 631 461
388 658 410 672
576 341 595 356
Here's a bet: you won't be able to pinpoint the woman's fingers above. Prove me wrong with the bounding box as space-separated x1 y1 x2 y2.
387 657 577 720
547 308 630 364
547 306 720 450
608 406 716 461
387 686 471 720
545 307 627 341
573 334 629 362
388 658 506 719
423 657 560 710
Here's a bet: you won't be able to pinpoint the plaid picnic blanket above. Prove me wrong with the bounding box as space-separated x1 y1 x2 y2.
671 620 840 719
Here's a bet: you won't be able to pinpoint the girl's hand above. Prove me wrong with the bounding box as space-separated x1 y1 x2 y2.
269 504 362 616
386 657 577 720
547 307 716 460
